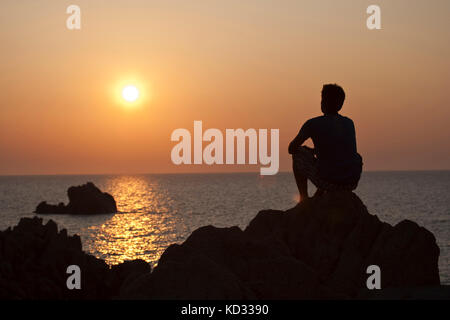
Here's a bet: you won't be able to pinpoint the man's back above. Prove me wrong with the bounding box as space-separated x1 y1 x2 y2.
289 84 362 200
302 114 361 183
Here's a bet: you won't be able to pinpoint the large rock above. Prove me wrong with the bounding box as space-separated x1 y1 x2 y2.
35 182 117 215
121 191 442 299
245 192 440 296
0 217 151 299
2 191 445 300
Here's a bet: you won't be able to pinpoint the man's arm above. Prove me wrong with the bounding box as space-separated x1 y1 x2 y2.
288 121 311 154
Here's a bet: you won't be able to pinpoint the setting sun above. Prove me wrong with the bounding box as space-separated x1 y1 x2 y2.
122 85 139 102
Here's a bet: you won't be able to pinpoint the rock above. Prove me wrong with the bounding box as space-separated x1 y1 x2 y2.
121 244 255 299
0 217 151 299
109 259 152 296
245 192 441 296
2 191 446 300
34 182 117 215
122 226 336 300
121 191 442 299
35 201 67 214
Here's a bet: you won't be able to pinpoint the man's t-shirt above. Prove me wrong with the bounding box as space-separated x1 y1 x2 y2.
299 114 362 184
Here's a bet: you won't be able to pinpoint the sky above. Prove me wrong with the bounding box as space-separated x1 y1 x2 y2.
0 0 449 175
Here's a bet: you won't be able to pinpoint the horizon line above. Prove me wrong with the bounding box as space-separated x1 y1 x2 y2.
1 169 450 177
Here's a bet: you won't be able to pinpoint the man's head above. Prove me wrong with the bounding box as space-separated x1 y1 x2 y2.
321 84 345 114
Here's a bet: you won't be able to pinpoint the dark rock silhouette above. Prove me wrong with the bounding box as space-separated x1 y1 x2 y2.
0 217 151 299
120 192 442 299
35 182 117 214
1 192 447 299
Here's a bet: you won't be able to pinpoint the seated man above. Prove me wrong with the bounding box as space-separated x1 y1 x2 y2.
289 84 363 201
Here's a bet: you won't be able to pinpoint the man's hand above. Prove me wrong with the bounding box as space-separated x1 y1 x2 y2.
289 144 315 155
289 122 310 154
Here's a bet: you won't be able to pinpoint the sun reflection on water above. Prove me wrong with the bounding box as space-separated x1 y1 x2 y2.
83 176 180 266
77 174 306 267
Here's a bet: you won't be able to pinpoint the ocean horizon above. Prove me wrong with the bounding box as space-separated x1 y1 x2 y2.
1 171 449 284
2 169 449 176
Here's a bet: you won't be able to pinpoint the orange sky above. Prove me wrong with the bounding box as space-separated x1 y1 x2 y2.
1 0 449 175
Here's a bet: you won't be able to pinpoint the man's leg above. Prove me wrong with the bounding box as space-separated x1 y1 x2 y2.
293 160 309 201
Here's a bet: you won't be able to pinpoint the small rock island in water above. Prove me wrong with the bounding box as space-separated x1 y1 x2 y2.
34 182 117 215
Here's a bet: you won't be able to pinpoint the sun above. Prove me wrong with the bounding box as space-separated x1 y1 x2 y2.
122 85 140 102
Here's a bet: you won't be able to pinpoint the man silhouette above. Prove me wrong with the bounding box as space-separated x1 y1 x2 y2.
289 84 363 202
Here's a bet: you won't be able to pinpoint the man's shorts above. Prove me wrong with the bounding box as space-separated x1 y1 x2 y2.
292 147 358 191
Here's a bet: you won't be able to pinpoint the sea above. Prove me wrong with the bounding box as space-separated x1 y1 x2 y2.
0 171 449 284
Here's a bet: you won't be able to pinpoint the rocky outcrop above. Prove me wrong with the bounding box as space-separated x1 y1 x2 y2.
0 217 150 299
35 182 117 214
121 192 442 299
1 191 445 299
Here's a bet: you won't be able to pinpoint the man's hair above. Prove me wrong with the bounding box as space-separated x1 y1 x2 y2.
321 84 345 113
